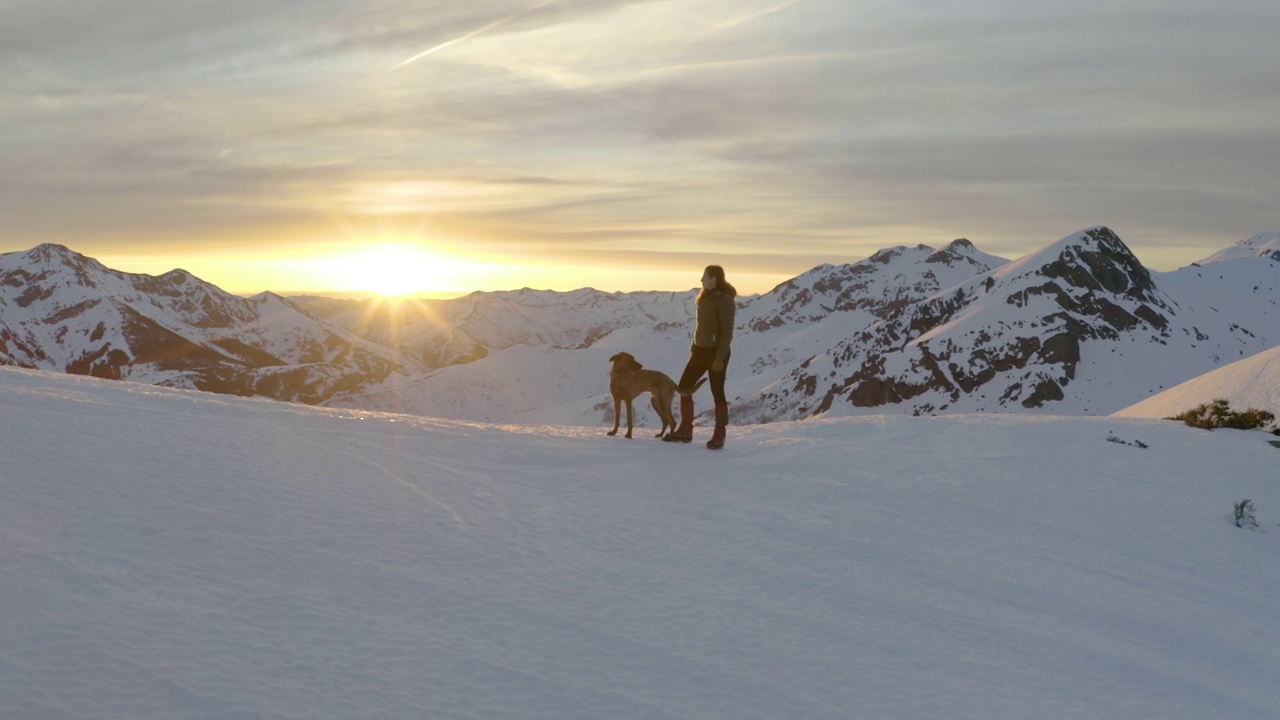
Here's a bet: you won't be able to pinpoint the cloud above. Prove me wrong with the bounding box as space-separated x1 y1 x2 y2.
710 0 807 31
390 0 561 70
2 0 1278 277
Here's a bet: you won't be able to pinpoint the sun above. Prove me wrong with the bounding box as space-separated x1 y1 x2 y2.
344 243 441 297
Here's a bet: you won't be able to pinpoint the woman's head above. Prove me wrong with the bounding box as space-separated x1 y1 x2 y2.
697 265 736 303
701 265 725 291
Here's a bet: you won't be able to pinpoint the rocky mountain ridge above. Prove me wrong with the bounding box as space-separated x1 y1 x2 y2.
740 227 1277 420
0 244 404 403
3 227 1276 422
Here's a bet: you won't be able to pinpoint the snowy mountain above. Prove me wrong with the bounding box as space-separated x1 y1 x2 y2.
329 238 1012 424
1195 231 1280 264
740 227 1279 420
293 287 697 370
335 227 1278 425
0 244 406 403
1112 343 1280 421
741 238 1009 332
4 366 1278 718
4 228 1276 422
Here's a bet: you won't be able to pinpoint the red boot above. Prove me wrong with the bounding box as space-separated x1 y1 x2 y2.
663 394 695 443
706 401 728 449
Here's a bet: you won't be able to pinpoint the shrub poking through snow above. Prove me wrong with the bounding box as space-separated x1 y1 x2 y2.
1168 399 1275 431
1106 432 1148 448
1234 499 1258 529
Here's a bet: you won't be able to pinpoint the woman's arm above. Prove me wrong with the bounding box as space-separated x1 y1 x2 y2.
713 295 735 370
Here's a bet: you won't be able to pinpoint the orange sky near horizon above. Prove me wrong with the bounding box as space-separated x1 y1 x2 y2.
89 240 818 299
3 1 1273 298
21 220 1235 300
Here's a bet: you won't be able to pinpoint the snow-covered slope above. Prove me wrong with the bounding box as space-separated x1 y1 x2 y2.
2 366 1278 718
741 238 1009 332
293 288 698 370
330 238 1013 424
1112 344 1280 420
1195 231 1280 264
340 343 623 423
742 227 1279 420
333 227 1280 424
0 244 406 403
4 228 1277 422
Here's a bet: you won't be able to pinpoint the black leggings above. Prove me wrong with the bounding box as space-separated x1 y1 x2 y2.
677 345 730 404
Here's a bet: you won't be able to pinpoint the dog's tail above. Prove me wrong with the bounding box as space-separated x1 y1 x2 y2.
677 377 708 396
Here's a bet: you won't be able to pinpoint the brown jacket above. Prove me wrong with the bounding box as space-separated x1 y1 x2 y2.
694 290 735 368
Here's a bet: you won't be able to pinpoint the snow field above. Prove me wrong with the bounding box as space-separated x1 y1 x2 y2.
2 367 1278 718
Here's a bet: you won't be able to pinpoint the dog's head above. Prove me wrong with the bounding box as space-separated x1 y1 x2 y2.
608 351 642 372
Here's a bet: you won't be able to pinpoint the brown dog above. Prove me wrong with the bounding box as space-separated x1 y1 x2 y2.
606 352 703 439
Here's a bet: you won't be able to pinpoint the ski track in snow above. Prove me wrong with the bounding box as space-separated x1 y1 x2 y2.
347 444 470 530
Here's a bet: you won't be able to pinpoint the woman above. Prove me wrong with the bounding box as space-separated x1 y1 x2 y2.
664 265 736 449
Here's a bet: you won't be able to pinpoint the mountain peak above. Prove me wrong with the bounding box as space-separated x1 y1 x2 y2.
1048 226 1154 295
1195 231 1280 265
159 268 194 284
21 243 94 267
990 226 1154 298
867 246 911 265
925 237 1007 269
3 243 110 290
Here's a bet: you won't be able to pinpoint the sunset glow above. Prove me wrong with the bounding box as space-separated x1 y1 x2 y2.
331 244 454 297
3 0 1275 296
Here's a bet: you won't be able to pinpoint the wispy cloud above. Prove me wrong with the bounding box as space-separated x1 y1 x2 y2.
3 0 1279 289
710 0 807 31
390 0 559 70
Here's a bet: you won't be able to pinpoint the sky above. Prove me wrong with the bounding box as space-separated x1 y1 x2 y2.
1 0 1277 297
4 365 1279 717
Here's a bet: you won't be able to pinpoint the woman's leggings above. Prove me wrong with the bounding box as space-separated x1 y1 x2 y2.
677 345 730 404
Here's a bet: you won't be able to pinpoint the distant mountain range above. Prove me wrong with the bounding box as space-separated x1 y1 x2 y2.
741 227 1279 420
2 228 1277 423
0 244 406 403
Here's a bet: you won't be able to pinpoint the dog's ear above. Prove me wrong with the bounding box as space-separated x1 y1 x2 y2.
609 353 622 363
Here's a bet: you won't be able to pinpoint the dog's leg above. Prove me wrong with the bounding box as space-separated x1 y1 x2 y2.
664 394 677 437
624 398 635 438
651 393 669 437
607 398 621 436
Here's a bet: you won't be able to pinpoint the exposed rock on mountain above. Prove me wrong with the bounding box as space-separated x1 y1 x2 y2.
0 244 402 403
4 226 1276 422
741 227 1278 420
742 239 1009 332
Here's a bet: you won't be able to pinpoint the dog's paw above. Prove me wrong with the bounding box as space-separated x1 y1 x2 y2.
606 429 618 436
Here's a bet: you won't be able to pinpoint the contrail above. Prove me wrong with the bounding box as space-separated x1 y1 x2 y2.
391 0 557 70
712 0 806 31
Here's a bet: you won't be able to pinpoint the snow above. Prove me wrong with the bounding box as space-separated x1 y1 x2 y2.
1196 232 1280 265
3 366 1278 718
9 229 1279 423
326 227 1280 424
1113 343 1280 421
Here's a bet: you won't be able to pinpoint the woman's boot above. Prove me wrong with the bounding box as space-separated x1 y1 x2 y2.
706 401 728 449
663 395 695 443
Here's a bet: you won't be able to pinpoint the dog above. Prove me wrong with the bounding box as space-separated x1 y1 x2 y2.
607 352 705 439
